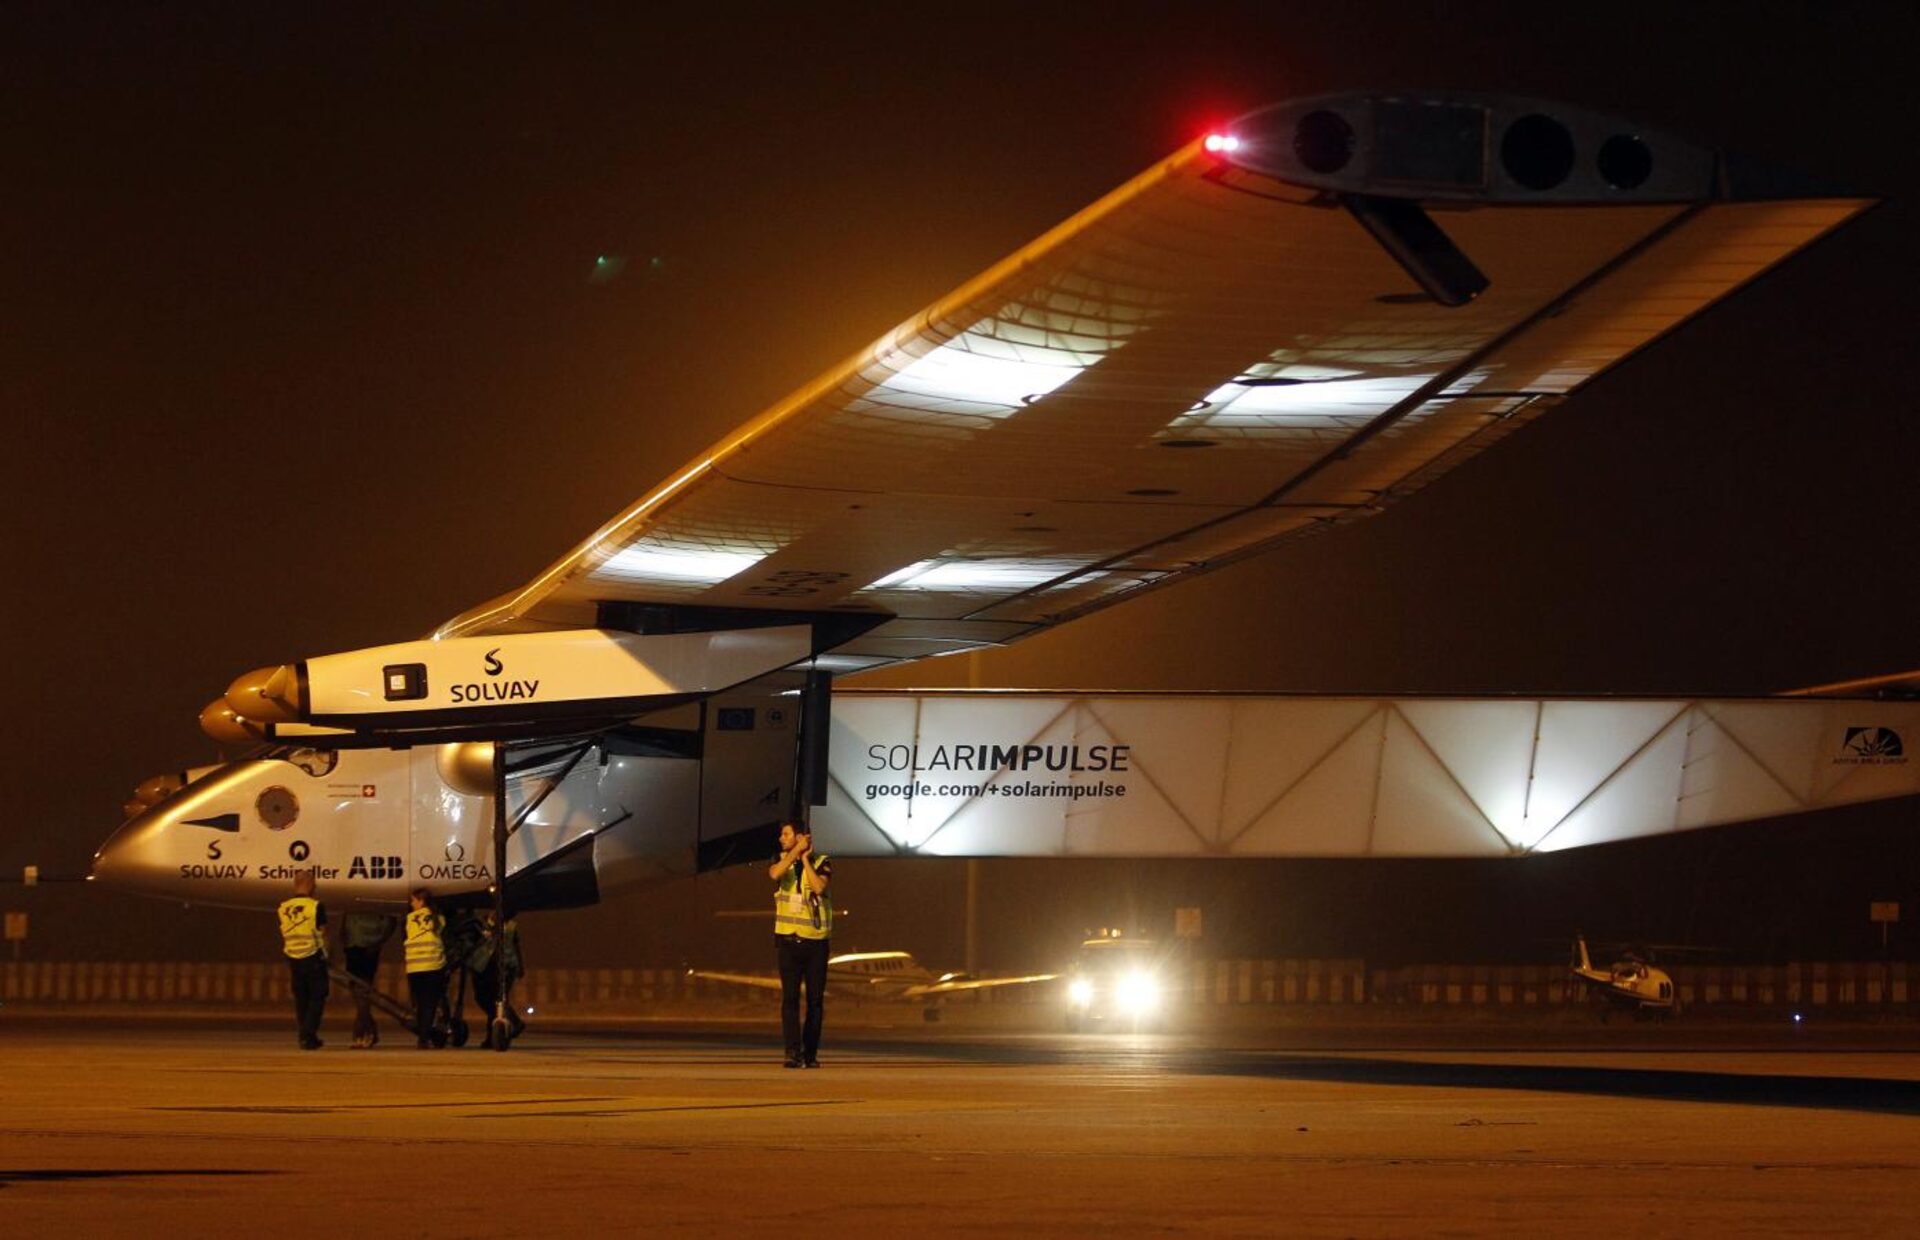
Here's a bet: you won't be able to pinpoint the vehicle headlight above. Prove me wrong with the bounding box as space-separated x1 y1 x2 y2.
1116 970 1160 1014
1067 978 1094 1007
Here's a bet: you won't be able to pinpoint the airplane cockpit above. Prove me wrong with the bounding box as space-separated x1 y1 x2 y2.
264 746 339 777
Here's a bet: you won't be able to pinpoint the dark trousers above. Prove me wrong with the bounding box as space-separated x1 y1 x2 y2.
344 946 380 1041
470 962 526 1034
407 968 448 1046
288 955 329 1046
777 934 829 1062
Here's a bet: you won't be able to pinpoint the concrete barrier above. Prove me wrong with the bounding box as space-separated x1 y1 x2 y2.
3 959 1914 1010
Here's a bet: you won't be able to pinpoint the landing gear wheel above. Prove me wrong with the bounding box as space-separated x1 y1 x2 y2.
448 1016 470 1048
491 1017 512 1052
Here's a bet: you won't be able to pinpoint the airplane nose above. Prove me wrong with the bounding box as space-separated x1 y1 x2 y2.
92 810 176 895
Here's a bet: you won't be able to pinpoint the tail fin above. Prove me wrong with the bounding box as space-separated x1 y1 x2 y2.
1572 934 1593 973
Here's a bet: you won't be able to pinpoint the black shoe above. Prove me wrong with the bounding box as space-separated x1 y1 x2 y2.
783 1057 802 1069
803 1058 820 1069
299 1038 321 1051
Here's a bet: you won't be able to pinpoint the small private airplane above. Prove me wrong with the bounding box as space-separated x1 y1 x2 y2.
1569 935 1678 1019
691 950 1055 1015
91 92 1887 1048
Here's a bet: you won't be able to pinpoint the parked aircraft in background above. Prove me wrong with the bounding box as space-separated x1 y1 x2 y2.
1569 935 1678 1019
690 950 1055 1016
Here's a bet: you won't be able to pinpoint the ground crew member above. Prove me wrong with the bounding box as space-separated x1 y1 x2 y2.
466 908 526 1048
341 911 396 1049
403 887 449 1049
276 869 329 1050
769 819 832 1068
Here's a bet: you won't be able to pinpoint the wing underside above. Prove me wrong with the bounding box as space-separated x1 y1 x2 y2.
439 93 1870 671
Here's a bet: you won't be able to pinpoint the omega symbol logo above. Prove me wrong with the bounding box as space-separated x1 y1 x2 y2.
445 842 466 863
484 648 504 677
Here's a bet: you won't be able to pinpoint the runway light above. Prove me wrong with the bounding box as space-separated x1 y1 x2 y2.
1067 978 1095 1007
1792 1012 1803 1024
1203 133 1241 154
525 1006 536 1015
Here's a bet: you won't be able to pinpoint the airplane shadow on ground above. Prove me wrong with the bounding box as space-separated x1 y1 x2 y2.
559 1027 1920 1117
0 1170 275 1188
1163 1053 1920 1118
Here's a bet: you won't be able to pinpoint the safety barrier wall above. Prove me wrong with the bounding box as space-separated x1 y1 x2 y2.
3 959 1915 1008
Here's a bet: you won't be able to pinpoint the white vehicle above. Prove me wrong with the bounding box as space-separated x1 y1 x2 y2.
1063 933 1179 1033
96 92 1884 964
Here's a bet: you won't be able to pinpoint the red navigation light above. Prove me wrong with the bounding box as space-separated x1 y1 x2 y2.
1202 133 1241 154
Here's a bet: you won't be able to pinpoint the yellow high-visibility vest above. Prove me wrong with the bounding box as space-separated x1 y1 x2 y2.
404 907 446 973
773 854 832 940
277 897 326 961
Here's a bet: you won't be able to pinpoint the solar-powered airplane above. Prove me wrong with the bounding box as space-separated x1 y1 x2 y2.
94 92 1894 1047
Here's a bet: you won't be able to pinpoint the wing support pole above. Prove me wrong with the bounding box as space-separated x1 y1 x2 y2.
489 742 513 1053
1339 193 1489 307
791 667 834 824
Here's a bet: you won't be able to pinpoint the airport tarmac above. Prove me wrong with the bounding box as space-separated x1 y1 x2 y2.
3 1015 1918 1237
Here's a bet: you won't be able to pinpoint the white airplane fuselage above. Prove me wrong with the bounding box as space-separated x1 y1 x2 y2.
95 690 798 911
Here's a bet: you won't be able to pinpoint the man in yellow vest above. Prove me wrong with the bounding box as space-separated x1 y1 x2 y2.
275 869 329 1050
403 887 449 1049
769 819 832 1068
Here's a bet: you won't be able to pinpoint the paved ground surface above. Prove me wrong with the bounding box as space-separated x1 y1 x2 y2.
3 1013 1918 1237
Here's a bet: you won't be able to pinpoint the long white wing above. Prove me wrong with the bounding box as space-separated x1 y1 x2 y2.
686 969 782 993
902 973 1059 998
438 92 1870 673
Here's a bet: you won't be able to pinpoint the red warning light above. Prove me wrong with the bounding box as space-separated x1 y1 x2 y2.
1203 133 1241 154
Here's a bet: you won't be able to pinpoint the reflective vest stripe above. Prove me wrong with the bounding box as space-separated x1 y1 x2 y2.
277 897 325 960
404 909 446 973
773 855 832 940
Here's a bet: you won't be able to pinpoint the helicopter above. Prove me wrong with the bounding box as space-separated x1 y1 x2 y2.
1568 935 1680 1020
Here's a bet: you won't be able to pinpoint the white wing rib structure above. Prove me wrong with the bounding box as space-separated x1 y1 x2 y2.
436 93 1872 672
818 693 1920 858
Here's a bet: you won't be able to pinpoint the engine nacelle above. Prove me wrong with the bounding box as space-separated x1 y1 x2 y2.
435 742 497 797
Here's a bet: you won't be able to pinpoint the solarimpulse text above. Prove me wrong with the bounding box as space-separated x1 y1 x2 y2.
865 742 1130 774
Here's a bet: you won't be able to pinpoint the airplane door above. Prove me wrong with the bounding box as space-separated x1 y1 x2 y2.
282 747 414 904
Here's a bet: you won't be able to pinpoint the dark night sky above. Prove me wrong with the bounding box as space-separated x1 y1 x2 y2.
6 5 1919 969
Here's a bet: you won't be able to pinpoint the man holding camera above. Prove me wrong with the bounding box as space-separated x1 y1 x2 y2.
769 819 832 1068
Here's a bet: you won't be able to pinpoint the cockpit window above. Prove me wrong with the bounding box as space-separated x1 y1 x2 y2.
267 746 338 777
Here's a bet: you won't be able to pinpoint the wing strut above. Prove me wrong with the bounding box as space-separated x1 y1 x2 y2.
1340 193 1489 306
489 743 513 1053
